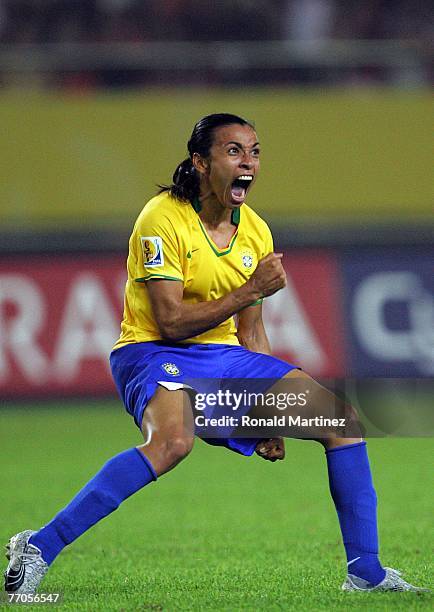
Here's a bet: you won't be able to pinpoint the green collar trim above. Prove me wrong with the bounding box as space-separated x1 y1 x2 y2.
198 220 238 257
191 197 240 226
191 197 201 213
231 206 241 225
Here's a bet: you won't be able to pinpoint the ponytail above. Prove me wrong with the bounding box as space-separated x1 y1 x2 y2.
157 157 200 202
157 112 254 203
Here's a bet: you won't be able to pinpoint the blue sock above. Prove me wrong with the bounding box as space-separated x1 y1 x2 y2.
326 441 386 586
29 448 157 565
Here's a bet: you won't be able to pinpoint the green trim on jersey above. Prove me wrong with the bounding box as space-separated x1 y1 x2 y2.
136 273 183 282
192 197 201 213
197 219 238 257
192 197 241 226
192 197 240 257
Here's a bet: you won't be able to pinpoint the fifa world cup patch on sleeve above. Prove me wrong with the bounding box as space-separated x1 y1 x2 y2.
141 236 164 267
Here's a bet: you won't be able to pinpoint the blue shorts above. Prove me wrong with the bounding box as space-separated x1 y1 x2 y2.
110 341 297 456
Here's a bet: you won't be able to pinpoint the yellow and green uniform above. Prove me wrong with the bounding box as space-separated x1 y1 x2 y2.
113 192 273 350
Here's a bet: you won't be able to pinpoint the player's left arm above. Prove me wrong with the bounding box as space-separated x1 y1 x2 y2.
237 221 277 355
237 301 271 355
237 302 285 462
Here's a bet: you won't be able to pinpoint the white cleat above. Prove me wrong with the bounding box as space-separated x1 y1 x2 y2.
342 567 430 592
4 530 48 594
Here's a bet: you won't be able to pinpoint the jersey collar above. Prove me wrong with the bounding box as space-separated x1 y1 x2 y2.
191 197 240 226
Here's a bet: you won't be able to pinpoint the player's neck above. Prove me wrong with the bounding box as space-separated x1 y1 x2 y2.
198 196 234 228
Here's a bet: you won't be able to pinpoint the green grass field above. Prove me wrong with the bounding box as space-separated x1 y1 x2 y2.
0 401 432 611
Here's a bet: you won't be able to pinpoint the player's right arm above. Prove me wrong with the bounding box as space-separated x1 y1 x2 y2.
147 253 286 342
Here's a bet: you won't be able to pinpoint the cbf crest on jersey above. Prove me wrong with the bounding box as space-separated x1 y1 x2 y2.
161 362 181 376
141 236 164 267
241 249 255 270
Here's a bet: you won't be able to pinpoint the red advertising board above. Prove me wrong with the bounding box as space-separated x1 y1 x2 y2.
0 255 126 398
263 252 344 377
0 251 344 399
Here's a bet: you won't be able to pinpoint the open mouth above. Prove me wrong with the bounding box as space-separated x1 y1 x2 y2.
230 175 253 203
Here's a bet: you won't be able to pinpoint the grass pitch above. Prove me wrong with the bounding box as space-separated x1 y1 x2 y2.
0 401 432 611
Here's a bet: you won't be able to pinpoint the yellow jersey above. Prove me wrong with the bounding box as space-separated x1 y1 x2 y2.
113 192 273 349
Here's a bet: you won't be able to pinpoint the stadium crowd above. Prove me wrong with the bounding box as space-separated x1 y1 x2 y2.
0 1 432 88
1 1 432 43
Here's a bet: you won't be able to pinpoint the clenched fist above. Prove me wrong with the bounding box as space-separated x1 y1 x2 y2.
248 253 286 299
255 437 285 462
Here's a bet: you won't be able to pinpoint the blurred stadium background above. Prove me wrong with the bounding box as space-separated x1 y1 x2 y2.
0 0 432 400
0 3 433 609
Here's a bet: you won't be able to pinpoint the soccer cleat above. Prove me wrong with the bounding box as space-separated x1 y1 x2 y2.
342 567 430 592
4 530 48 594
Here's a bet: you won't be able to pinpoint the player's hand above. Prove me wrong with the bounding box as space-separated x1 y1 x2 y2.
255 437 285 462
248 253 286 298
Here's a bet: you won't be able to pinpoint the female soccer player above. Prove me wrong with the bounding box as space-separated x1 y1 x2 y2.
5 114 425 594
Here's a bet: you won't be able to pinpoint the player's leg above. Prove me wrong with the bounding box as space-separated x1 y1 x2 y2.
5 387 194 594
252 368 425 590
29 387 193 564
278 369 385 586
138 386 194 475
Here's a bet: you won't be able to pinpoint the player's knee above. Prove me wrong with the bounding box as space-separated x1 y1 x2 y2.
345 403 364 439
311 402 364 448
164 434 194 465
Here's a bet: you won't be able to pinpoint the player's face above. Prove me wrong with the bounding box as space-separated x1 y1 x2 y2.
199 124 260 209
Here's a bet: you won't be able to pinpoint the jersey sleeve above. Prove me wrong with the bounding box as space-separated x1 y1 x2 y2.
134 208 183 282
262 223 274 257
